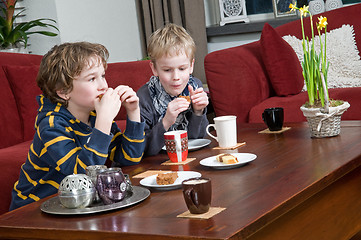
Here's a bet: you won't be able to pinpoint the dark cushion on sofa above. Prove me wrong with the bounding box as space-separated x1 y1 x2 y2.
4 65 41 142
260 23 304 97
0 53 41 149
0 67 23 148
0 140 31 214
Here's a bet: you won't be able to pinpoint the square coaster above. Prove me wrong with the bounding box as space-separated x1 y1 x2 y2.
213 142 246 150
132 170 171 178
177 207 226 219
161 158 196 166
258 126 291 134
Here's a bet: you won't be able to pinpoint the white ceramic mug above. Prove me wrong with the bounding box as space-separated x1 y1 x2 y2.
206 116 237 148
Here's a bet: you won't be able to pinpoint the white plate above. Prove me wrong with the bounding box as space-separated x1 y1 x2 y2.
162 139 211 151
140 171 201 190
200 153 257 170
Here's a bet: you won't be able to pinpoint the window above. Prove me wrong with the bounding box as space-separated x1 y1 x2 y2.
246 0 273 14
246 0 361 15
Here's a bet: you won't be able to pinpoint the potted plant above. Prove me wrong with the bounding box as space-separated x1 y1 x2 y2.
0 0 58 51
289 3 350 138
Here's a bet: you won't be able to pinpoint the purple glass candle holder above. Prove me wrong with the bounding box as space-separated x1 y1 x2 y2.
96 169 129 205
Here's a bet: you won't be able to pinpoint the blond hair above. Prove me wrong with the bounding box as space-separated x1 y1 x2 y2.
147 23 195 64
37 42 109 106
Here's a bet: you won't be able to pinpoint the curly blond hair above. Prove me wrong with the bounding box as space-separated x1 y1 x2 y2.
147 23 195 65
36 42 109 106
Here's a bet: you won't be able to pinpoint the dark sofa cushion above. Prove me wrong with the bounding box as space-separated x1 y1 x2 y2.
0 140 31 215
0 53 41 149
0 67 23 148
4 65 41 142
260 23 304 97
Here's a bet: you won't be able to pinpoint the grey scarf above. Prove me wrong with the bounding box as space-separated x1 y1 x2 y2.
147 75 198 131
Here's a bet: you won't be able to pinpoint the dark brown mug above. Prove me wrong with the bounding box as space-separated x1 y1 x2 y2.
182 177 211 214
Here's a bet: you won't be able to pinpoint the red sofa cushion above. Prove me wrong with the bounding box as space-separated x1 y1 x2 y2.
0 53 41 148
0 67 23 148
205 42 271 123
0 140 31 215
249 88 361 123
106 60 153 122
260 23 304 97
249 92 308 123
4 65 41 142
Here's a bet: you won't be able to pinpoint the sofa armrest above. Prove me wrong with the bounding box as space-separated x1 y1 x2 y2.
205 41 271 123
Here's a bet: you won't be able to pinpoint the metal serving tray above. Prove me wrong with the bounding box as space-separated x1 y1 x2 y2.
40 186 150 215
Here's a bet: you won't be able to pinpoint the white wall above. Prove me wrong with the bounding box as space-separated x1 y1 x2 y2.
24 0 144 63
22 0 263 60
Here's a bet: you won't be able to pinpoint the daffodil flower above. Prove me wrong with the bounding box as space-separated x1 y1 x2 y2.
317 16 328 30
289 3 297 12
293 4 330 107
299 5 309 17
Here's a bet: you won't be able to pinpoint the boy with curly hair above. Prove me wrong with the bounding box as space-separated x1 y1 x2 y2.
10 42 145 210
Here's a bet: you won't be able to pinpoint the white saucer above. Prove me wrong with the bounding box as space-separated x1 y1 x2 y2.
200 153 256 170
139 171 201 190
162 139 211 151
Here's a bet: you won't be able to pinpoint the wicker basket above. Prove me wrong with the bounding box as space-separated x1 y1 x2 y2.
300 102 350 138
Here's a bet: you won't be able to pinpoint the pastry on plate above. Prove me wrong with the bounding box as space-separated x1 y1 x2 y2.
216 153 238 164
156 172 178 185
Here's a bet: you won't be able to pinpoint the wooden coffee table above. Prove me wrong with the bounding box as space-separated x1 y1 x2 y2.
1 121 361 240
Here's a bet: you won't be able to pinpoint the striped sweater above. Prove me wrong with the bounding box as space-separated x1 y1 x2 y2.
10 95 145 210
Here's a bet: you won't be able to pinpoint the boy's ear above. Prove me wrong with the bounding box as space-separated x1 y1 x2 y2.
149 61 158 76
56 89 69 100
190 59 195 74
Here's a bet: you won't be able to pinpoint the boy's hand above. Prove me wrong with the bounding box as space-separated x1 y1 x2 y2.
189 85 209 116
94 87 122 134
162 98 190 131
116 85 141 122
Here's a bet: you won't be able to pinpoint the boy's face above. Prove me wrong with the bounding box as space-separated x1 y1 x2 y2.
65 56 108 112
150 50 194 97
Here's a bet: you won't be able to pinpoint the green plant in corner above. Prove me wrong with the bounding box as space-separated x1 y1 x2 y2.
0 0 58 49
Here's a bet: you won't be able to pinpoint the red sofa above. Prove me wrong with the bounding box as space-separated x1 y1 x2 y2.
0 52 152 215
205 3 361 124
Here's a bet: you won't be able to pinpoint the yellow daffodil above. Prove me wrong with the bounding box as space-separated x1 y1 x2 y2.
299 5 309 17
289 3 297 12
293 4 330 107
317 16 328 30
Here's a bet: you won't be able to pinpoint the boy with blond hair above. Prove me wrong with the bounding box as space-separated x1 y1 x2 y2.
137 23 209 156
10 42 145 210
